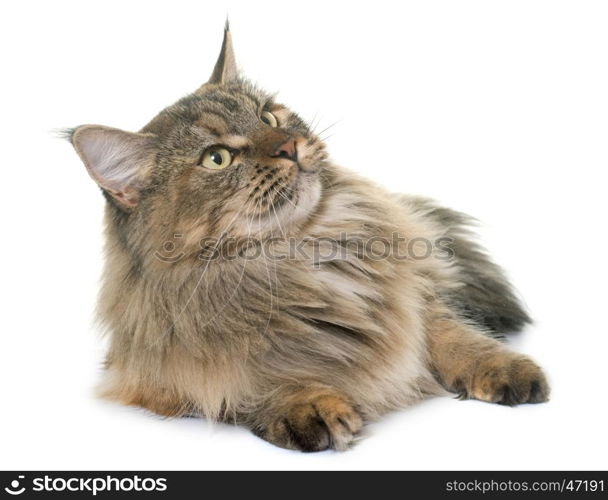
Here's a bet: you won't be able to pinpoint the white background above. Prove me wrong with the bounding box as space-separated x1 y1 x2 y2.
1 0 607 470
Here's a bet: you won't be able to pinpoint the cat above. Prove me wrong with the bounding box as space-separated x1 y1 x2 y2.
67 22 549 452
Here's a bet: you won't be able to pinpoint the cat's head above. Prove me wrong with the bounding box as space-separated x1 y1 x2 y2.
69 23 327 252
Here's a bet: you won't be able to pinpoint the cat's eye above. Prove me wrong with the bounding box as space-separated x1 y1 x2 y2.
201 147 233 170
261 111 278 128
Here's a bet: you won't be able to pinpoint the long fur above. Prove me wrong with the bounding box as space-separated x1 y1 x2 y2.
399 195 531 336
69 29 547 451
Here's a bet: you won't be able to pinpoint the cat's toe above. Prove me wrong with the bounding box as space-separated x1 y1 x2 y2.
313 394 363 451
523 373 550 404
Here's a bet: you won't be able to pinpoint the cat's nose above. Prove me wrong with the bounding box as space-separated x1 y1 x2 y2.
270 137 297 162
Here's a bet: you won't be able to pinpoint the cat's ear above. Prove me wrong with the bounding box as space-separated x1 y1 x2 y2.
70 125 157 209
206 20 237 85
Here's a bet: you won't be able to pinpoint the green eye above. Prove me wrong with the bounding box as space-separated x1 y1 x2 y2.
261 111 278 128
201 147 232 170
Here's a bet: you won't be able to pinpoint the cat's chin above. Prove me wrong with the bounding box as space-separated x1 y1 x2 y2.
262 173 322 234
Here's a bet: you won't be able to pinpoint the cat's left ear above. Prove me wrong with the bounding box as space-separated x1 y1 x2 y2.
206 20 237 85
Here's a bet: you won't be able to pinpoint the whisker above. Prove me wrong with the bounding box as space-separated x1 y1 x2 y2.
257 196 275 339
156 195 256 344
315 120 339 138
271 184 298 209
269 193 287 239
306 112 319 135
194 196 259 329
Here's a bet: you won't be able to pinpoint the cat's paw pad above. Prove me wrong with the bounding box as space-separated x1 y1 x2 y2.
471 355 550 405
262 394 363 452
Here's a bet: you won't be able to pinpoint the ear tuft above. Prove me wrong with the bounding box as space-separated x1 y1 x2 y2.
71 125 156 209
56 127 77 144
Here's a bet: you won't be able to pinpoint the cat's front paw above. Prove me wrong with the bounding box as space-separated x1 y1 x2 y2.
470 354 550 405
257 393 363 452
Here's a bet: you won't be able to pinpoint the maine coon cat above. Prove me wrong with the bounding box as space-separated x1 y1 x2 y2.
68 23 549 451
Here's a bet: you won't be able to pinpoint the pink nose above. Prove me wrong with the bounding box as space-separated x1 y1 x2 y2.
271 137 297 162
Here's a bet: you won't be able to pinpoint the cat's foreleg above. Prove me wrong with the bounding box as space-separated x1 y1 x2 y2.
428 315 550 405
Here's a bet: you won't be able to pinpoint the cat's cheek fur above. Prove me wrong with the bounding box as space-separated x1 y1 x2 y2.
295 139 325 172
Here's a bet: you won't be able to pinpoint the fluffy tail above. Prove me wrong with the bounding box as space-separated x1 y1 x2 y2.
401 196 532 336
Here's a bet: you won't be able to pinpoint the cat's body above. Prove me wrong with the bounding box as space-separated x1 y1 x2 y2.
70 24 548 451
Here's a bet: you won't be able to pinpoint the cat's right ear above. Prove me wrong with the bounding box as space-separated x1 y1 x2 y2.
69 125 157 210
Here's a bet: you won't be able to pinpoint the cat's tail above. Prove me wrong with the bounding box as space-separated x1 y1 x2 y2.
399 195 532 337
